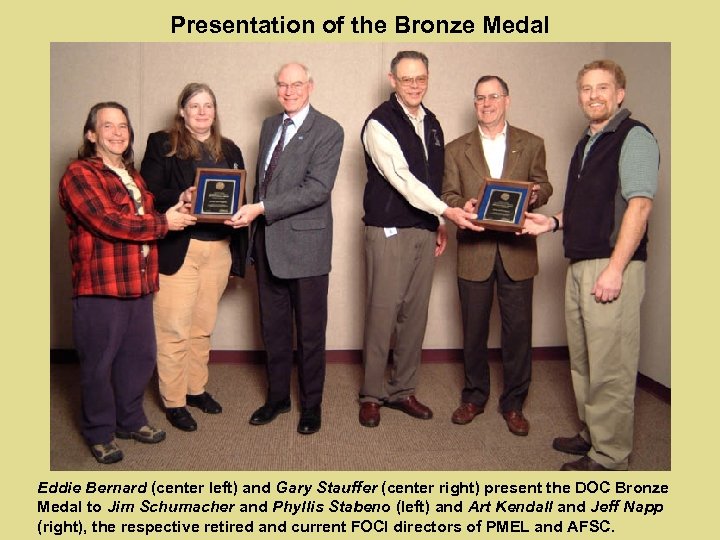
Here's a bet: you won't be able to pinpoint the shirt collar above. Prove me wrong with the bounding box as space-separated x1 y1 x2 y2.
394 94 426 122
284 104 311 129
478 121 508 141
585 108 631 137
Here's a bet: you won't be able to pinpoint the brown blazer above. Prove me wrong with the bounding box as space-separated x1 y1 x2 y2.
442 125 552 281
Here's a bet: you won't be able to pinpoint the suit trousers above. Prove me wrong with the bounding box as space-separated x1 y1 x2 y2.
565 259 645 470
72 294 155 445
458 251 533 412
154 238 231 408
254 224 328 409
361 226 436 404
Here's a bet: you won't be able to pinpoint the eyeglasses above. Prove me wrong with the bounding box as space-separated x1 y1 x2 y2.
395 75 428 88
475 93 506 103
276 81 308 92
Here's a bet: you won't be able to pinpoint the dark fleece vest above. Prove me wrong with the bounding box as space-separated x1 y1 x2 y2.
563 112 652 262
361 94 444 232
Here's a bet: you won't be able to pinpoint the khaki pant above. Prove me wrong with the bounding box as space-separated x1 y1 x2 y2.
361 226 436 403
565 259 645 470
154 239 231 408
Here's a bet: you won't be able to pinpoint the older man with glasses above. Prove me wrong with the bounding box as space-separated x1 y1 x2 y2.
358 50 481 428
228 63 343 435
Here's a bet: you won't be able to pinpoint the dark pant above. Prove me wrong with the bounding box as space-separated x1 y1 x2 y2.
458 252 533 412
254 224 328 409
72 295 156 445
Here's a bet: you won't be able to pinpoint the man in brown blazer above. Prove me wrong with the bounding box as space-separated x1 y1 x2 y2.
441 75 552 435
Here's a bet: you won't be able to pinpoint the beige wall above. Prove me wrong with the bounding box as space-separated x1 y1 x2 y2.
50 42 670 386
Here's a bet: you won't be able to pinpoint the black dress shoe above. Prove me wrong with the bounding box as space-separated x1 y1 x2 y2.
187 392 222 414
165 407 197 432
560 455 611 471
249 400 290 425
553 434 592 455
298 406 321 435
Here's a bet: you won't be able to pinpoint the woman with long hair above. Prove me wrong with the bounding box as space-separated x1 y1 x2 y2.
141 83 247 432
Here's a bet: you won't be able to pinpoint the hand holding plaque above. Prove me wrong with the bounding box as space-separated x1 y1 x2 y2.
190 168 247 223
472 178 532 232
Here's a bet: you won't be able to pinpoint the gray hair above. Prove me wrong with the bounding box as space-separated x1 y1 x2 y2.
274 62 313 83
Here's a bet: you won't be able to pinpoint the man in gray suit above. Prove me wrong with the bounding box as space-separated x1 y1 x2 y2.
227 63 343 435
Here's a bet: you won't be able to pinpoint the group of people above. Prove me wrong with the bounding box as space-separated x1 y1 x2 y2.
58 52 658 472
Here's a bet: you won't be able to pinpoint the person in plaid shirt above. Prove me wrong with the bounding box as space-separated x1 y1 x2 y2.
58 102 196 464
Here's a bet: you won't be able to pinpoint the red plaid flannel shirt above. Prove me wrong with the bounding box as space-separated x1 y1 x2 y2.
58 157 169 297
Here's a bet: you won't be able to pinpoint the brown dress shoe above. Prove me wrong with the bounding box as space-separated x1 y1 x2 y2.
552 434 591 455
359 402 381 427
386 395 433 419
502 410 529 436
451 402 483 425
560 455 611 471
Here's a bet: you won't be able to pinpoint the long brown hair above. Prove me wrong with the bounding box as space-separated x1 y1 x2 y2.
78 102 135 169
167 83 224 162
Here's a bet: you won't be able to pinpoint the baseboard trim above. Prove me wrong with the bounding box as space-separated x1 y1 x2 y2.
636 373 671 404
205 347 572 365
50 347 669 403
51 347 569 365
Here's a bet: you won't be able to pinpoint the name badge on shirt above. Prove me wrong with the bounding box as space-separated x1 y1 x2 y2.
384 227 398 238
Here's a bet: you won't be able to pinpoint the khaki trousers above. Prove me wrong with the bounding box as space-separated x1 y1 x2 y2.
565 258 645 470
154 238 231 408
361 226 436 403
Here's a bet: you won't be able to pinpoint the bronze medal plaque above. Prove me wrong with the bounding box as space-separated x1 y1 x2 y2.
190 168 247 223
473 178 532 232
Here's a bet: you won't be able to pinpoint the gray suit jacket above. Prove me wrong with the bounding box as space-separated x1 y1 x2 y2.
252 106 344 279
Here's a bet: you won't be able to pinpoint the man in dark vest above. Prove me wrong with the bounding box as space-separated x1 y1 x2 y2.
358 50 481 428
523 60 659 470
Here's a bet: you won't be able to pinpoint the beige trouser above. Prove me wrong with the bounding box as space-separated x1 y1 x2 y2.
154 238 231 408
565 259 645 470
361 226 436 403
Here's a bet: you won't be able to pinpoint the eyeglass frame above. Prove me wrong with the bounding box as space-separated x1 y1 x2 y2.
276 81 309 93
394 75 429 88
474 93 507 103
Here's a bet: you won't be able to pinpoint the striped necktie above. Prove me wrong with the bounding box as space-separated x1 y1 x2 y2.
260 117 293 199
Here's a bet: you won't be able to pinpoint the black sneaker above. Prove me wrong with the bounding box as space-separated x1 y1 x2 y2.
186 392 222 414
165 407 197 431
89 441 123 464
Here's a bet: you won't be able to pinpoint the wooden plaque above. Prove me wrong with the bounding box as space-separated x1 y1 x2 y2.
190 168 247 223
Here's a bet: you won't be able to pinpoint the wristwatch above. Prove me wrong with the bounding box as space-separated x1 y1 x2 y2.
551 215 560 233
